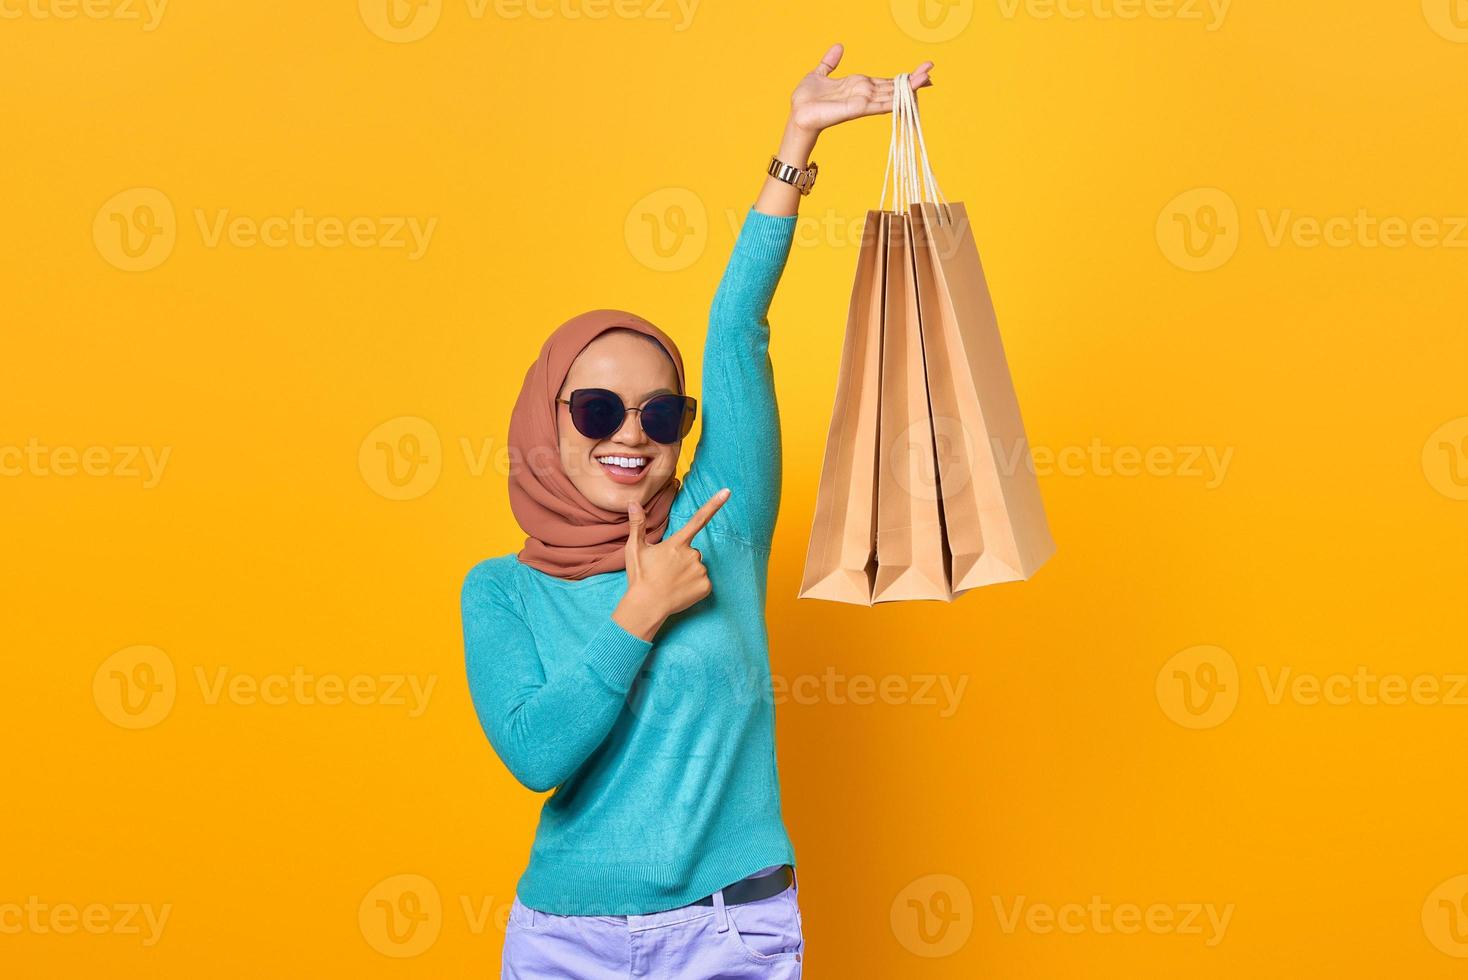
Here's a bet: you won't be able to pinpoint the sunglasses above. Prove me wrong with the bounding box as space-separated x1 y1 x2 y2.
556 388 697 446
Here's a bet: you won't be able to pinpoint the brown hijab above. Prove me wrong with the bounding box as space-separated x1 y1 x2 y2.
508 309 684 580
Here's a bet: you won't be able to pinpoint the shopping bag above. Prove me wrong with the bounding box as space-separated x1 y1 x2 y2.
799 73 1054 604
911 200 1056 589
797 210 886 604
872 210 952 602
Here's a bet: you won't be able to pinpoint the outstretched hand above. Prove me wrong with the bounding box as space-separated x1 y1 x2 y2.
790 43 934 136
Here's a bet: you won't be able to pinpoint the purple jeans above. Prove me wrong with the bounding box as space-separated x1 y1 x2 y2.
502 866 805 978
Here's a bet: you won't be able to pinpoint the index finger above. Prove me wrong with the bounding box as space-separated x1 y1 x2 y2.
667 487 731 546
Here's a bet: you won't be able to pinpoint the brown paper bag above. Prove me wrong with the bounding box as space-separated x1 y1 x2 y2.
872 212 953 603
799 72 1054 604
911 202 1056 589
797 210 887 605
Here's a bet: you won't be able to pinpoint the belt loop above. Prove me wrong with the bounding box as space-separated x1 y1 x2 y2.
790 864 798 894
529 906 538 928
713 887 729 932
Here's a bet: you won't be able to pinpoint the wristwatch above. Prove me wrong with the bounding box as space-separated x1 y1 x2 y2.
767 154 818 195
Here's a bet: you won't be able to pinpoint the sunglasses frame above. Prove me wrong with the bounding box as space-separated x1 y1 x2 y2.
555 388 698 445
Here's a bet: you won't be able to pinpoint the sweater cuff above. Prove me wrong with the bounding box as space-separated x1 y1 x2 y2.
740 205 797 260
584 615 654 694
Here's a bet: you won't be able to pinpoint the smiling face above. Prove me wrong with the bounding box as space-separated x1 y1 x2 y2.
556 329 683 512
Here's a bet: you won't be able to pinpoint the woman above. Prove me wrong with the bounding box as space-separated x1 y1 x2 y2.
462 45 934 979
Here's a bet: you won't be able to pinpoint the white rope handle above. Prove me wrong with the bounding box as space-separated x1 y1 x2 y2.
878 73 949 214
900 80 922 209
903 79 947 209
878 74 905 213
896 78 914 210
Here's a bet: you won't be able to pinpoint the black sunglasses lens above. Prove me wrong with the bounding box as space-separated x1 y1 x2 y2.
569 390 625 440
641 395 693 444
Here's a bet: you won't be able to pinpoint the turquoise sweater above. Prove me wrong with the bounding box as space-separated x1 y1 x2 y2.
461 206 799 916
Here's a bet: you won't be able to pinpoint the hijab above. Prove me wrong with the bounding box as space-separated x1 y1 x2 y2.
507 309 684 580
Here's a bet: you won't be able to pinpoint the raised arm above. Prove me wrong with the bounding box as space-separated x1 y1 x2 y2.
679 207 796 547
462 563 652 793
682 46 935 546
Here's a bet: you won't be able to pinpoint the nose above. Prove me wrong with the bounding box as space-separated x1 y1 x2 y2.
610 408 646 445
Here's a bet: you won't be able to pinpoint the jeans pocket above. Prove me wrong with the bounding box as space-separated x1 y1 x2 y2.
726 888 804 963
508 896 543 931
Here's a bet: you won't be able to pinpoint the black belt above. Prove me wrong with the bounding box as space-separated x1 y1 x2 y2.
689 865 794 907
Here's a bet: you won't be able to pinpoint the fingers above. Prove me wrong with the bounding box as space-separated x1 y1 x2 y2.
626 499 646 552
822 55 934 108
667 487 731 546
863 65 935 119
814 42 843 77
893 73 933 91
872 64 934 92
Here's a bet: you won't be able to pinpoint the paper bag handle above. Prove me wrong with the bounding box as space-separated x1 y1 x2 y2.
879 73 949 215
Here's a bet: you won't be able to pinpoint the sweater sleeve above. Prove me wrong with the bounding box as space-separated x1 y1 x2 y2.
461 562 652 793
680 206 798 548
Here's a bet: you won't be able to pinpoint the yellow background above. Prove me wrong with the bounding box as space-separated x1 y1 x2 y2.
4 0 1467 976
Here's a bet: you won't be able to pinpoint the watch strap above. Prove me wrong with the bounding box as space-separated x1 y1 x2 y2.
767 154 818 195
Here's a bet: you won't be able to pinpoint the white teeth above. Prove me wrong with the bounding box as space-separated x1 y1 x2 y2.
597 455 647 468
